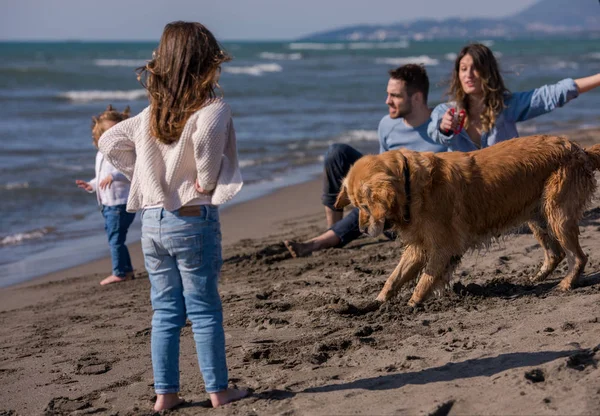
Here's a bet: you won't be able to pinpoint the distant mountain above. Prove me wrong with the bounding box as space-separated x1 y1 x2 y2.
298 0 600 41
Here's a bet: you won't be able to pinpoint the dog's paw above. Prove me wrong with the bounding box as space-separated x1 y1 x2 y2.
557 280 574 291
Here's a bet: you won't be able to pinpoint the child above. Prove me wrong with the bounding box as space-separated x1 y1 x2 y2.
76 105 136 286
98 22 248 411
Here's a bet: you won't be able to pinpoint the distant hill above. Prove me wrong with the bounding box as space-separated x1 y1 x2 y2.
298 0 600 41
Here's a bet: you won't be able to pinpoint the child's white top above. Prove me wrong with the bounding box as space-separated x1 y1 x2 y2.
88 151 131 206
98 98 243 212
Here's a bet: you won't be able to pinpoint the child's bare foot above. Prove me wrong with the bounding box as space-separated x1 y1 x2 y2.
154 393 185 411
209 388 249 408
100 272 133 286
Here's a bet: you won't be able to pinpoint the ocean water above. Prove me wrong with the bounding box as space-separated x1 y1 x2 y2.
1 38 600 287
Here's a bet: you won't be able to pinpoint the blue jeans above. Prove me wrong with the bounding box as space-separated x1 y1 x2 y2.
102 204 136 277
321 144 364 246
141 206 228 394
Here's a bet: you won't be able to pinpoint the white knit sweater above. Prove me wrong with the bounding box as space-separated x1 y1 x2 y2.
98 99 243 212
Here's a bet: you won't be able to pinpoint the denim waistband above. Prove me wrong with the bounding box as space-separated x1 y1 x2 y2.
142 205 219 222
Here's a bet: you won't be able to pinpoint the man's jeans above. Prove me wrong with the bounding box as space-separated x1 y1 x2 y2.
321 144 396 245
141 206 228 394
102 204 136 277
321 144 364 246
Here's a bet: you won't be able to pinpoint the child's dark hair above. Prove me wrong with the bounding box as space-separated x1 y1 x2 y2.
388 64 430 102
91 104 131 143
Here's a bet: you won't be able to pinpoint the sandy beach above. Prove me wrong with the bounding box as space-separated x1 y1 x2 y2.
2 128 600 416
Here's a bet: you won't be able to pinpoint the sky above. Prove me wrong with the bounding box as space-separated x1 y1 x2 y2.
2 0 540 41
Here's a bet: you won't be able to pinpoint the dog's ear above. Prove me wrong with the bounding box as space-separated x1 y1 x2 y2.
335 180 351 209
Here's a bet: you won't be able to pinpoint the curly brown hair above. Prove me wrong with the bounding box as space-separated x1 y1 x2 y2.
137 21 231 145
91 104 130 146
448 43 509 132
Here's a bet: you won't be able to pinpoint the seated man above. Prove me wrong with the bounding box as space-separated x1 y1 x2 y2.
284 64 447 257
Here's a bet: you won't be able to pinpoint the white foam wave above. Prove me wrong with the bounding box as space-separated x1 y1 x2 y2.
303 130 379 149
445 53 458 61
223 63 283 76
342 129 379 142
587 53 600 60
288 42 346 51
376 55 439 66
258 52 302 60
348 41 409 49
60 89 147 102
239 159 257 168
1 227 54 247
480 40 495 48
2 182 29 190
549 61 579 70
94 59 148 67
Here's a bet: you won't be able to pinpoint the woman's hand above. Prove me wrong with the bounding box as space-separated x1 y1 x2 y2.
195 180 213 195
99 175 114 190
439 108 456 134
75 180 93 192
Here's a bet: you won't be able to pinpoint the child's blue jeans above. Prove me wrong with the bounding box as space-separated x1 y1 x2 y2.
141 205 228 394
102 204 136 277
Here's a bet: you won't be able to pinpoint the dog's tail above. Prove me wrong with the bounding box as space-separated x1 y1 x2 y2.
585 143 600 170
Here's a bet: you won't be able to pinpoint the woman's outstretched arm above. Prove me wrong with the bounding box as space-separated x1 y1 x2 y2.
575 73 600 94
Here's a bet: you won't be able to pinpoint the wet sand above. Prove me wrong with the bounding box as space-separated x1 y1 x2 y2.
1 128 600 415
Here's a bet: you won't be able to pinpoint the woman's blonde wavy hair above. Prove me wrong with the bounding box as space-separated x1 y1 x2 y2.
448 43 509 132
137 21 231 144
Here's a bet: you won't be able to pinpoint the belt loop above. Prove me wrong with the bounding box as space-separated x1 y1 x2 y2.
203 205 209 221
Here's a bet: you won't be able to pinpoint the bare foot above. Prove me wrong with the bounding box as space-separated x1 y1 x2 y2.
210 387 249 408
283 240 314 258
100 272 133 286
154 393 185 411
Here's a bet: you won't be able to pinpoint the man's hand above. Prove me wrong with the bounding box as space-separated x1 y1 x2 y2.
99 175 113 190
195 179 213 195
76 180 93 192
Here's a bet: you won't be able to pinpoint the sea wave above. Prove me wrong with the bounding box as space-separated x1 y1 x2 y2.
94 59 148 67
549 61 579 70
445 53 458 61
1 227 55 247
587 53 600 60
341 129 380 142
223 63 283 76
1 182 30 190
376 55 440 66
60 89 147 102
288 42 346 51
348 41 409 49
258 52 302 60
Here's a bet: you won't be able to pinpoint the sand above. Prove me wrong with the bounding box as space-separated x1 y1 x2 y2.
1 129 600 416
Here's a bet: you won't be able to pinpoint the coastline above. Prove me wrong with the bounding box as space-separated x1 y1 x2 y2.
0 177 325 311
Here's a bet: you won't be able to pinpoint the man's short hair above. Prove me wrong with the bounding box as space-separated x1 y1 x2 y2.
388 64 429 102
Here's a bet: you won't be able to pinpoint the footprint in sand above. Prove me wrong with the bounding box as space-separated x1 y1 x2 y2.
75 355 112 375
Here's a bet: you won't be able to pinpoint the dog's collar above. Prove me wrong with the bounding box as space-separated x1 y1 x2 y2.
401 152 411 224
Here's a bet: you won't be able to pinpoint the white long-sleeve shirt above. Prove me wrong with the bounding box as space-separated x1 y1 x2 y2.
98 98 243 212
88 151 131 206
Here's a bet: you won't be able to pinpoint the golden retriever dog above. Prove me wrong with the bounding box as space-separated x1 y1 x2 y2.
335 135 600 307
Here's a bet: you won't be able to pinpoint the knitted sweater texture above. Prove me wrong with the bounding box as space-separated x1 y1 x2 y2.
98 99 243 212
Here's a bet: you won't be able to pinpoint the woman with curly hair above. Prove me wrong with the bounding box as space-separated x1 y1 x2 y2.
428 43 600 151
99 21 247 411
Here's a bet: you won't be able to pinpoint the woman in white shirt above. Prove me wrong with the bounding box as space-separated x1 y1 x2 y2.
99 22 246 411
